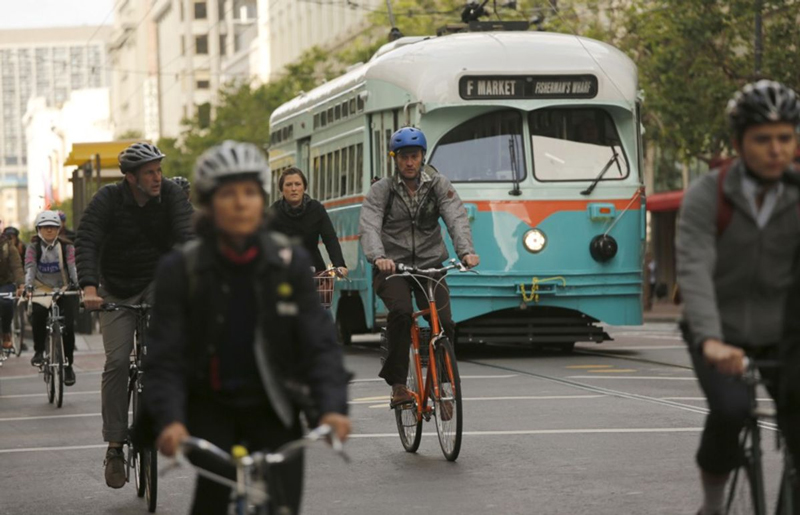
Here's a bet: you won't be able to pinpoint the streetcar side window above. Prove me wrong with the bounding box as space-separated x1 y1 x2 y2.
529 108 629 182
429 110 525 183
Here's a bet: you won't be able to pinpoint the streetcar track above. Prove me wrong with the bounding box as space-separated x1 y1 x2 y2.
573 349 694 371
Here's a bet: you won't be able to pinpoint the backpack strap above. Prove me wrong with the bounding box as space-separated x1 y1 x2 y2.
180 239 203 299
382 178 396 228
716 163 734 237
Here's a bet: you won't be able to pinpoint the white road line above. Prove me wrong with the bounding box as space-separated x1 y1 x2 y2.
350 394 605 406
350 374 517 383
567 376 697 381
0 412 103 422
661 397 773 402
0 391 100 399
0 370 103 381
0 427 705 453
597 345 685 350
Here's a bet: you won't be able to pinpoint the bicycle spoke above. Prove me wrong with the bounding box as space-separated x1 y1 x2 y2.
395 343 422 453
433 337 462 462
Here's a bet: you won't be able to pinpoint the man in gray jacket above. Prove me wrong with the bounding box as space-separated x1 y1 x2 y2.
677 80 800 515
359 127 479 406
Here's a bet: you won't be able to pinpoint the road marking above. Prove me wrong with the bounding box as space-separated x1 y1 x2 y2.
588 369 638 373
0 391 100 399
350 374 517 383
0 370 103 381
350 395 390 402
0 428 706 453
598 345 685 350
565 365 613 369
567 376 696 380
661 397 774 402
363 394 606 408
0 413 102 422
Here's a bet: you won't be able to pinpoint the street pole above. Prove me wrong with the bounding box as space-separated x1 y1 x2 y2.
754 0 763 78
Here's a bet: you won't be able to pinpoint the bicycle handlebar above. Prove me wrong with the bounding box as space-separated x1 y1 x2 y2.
92 302 151 313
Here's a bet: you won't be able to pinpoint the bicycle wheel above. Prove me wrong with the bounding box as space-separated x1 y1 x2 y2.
45 355 54 404
725 429 765 515
142 445 158 512
52 327 64 408
775 460 797 515
130 370 145 497
432 337 462 462
395 345 422 453
10 303 22 356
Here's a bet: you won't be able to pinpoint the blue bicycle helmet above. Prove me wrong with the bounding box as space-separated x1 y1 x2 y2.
389 127 427 155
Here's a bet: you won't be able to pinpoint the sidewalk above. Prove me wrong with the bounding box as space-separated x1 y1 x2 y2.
643 301 682 323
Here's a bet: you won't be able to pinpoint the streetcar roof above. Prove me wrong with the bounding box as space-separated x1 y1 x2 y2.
270 31 637 124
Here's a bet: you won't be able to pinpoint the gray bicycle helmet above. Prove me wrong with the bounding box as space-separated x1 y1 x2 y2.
34 210 62 228
194 140 270 199
172 176 191 194
118 142 166 173
727 80 800 137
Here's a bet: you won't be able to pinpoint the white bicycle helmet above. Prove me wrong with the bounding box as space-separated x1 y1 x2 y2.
34 210 62 228
193 140 270 199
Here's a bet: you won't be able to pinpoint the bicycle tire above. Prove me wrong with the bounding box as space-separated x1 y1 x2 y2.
11 303 22 356
52 326 64 408
129 366 145 498
395 346 422 453
432 337 462 462
775 460 798 515
143 445 158 512
725 427 765 515
45 355 54 404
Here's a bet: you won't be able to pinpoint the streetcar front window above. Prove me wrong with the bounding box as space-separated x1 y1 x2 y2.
529 108 629 182
430 110 525 183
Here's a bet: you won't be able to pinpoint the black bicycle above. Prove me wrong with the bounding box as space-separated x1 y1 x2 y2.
27 290 80 407
99 302 158 513
725 358 797 515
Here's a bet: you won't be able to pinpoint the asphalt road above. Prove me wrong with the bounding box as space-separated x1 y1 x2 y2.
0 323 787 514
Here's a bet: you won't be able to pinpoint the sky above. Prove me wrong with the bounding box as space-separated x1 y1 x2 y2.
0 0 115 30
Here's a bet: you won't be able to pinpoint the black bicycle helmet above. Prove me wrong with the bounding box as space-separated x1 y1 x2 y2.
172 176 191 194
727 80 800 137
118 142 166 173
2 226 19 237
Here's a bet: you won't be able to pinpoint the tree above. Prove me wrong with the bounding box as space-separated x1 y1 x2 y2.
624 0 800 161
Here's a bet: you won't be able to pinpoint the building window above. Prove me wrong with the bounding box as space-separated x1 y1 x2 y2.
196 78 210 89
198 102 212 128
219 34 227 56
218 0 226 19
194 2 207 19
179 0 185 21
181 35 186 56
195 35 209 55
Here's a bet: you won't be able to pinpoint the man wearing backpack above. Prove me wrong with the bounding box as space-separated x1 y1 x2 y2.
358 127 479 407
75 142 193 488
676 80 800 515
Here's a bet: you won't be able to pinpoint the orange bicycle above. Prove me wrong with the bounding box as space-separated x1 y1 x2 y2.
387 259 473 461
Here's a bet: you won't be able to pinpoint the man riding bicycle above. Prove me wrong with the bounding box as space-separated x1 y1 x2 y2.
358 127 479 407
75 142 194 488
677 80 800 515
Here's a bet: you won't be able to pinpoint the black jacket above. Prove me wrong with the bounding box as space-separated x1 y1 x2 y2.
269 196 346 273
75 179 193 298
143 231 349 433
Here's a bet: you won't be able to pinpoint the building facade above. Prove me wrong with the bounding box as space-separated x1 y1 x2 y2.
0 26 110 227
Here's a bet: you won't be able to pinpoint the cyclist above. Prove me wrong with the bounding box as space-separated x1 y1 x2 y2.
358 127 479 407
172 175 191 200
56 211 76 241
75 142 193 489
25 211 79 385
269 167 347 276
0 225 24 350
676 80 800 515
144 140 351 515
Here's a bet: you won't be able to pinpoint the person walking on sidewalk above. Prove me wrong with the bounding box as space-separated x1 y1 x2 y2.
0 225 24 350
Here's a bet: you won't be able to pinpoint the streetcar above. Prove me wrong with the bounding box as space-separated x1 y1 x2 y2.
268 29 645 349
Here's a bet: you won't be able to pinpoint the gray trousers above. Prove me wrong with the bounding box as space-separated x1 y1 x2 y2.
100 284 154 443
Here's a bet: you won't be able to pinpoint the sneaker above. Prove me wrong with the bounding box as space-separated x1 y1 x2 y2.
30 351 44 367
390 384 414 408
104 447 127 489
64 365 76 386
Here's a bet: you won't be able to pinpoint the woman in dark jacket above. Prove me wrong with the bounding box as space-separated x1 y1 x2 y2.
269 168 347 275
144 141 350 515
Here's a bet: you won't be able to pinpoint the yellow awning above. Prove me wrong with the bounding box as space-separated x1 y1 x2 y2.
64 140 148 168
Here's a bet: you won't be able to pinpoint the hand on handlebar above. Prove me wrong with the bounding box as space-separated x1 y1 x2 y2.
82 286 104 311
462 254 480 269
157 422 190 457
319 413 351 444
702 338 746 376
375 258 396 274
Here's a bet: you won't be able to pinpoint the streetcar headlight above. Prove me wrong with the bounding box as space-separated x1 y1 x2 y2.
523 229 547 253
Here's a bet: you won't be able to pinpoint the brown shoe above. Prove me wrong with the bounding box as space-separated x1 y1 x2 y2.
390 384 414 408
438 398 454 421
104 447 127 488
2 333 11 349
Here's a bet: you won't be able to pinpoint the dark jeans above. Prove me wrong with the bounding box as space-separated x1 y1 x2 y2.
691 345 800 478
375 270 456 386
31 297 76 364
0 283 14 333
187 396 303 515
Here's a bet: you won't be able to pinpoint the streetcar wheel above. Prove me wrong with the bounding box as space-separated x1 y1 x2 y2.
395 346 422 453
432 337 463 462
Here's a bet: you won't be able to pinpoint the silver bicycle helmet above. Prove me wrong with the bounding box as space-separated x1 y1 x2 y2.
193 140 270 199
172 176 191 194
34 210 62 228
118 142 166 173
727 80 800 137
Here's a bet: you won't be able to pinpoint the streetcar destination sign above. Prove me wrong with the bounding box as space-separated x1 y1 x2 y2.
459 75 598 100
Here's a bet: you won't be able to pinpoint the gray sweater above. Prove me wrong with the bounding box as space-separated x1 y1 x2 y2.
359 165 475 268
676 160 800 348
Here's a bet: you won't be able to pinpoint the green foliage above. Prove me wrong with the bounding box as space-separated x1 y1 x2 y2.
117 129 143 140
48 197 74 230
